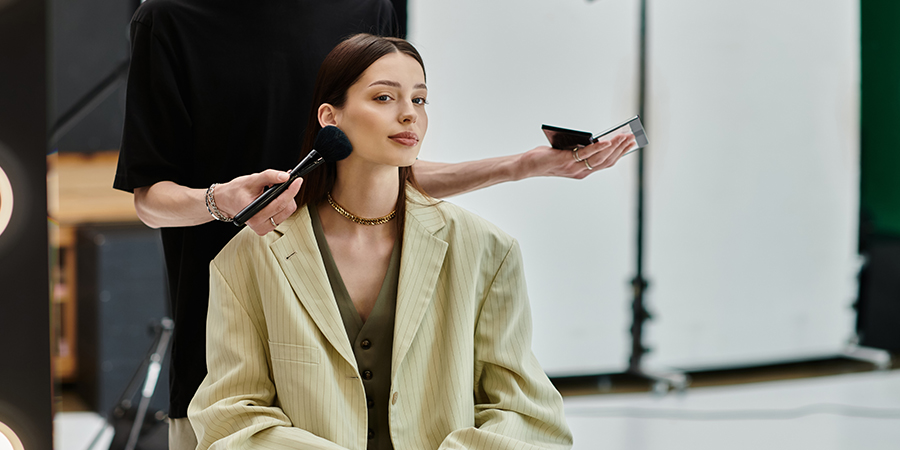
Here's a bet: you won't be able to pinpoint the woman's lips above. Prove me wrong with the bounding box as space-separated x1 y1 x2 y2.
389 132 419 147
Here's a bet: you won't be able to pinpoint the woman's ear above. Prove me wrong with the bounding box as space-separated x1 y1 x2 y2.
318 103 340 128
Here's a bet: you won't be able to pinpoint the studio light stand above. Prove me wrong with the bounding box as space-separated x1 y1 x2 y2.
82 318 171 450
626 0 689 394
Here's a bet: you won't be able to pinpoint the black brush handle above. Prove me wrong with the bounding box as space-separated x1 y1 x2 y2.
232 151 323 227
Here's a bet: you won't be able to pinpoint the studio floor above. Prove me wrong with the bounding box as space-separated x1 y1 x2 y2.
564 370 900 449
55 359 900 450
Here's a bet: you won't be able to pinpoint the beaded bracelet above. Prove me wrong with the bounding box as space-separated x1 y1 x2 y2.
205 183 233 222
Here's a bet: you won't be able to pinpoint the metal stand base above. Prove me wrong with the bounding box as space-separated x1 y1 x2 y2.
630 367 691 395
842 344 893 370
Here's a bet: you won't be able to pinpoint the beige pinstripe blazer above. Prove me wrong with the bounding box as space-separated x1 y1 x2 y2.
188 189 573 450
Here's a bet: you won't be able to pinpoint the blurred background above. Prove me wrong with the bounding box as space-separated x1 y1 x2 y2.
1 0 899 449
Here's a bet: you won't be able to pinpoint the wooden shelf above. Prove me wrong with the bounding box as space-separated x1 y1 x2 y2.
48 151 143 383
51 224 77 382
48 151 140 226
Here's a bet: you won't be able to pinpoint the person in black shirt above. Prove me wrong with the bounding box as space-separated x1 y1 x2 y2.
113 1 632 448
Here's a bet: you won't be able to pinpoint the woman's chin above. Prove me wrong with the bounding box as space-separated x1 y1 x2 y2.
393 149 421 167
398 154 419 167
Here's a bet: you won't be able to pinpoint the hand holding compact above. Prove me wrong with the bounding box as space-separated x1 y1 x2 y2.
519 132 635 180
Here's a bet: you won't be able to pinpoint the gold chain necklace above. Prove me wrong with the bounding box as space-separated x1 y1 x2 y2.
327 193 396 226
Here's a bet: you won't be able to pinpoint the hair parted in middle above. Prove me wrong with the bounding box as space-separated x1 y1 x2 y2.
295 33 430 234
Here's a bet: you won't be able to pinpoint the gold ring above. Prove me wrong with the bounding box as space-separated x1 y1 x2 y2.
584 159 594 171
573 147 583 162
270 217 278 227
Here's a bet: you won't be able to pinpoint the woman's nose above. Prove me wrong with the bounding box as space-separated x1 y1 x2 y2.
399 102 417 123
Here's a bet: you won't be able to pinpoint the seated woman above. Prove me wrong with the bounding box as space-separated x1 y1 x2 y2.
188 34 586 450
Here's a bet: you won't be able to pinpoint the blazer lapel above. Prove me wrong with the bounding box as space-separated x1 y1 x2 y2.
392 192 448 380
269 208 356 369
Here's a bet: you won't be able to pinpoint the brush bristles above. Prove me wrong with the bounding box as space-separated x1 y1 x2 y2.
314 126 353 162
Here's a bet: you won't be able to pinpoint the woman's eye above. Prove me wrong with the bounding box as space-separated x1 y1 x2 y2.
376 95 391 101
413 97 428 105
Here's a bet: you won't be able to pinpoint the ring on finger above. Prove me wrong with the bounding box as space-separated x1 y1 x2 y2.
584 159 594 171
270 217 278 228
573 147 583 162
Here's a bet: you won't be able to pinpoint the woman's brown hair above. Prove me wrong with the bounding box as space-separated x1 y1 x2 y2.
295 33 429 235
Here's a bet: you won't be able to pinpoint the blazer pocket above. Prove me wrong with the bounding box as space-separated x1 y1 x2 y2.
269 341 320 365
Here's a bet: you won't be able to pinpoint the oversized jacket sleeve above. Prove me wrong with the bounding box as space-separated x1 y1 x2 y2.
439 240 574 450
188 260 349 450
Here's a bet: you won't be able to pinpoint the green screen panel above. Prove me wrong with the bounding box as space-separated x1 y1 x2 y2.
861 0 900 238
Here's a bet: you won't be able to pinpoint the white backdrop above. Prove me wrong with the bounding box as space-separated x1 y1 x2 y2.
642 0 860 369
408 0 860 374
408 0 642 375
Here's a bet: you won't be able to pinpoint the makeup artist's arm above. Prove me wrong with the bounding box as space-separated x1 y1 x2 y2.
133 170 302 235
413 133 634 198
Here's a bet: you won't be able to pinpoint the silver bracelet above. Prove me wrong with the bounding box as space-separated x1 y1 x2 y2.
205 183 233 222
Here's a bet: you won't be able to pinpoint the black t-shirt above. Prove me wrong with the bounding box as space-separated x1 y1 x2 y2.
113 0 396 418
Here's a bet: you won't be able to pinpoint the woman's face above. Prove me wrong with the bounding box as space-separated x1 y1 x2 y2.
325 52 428 169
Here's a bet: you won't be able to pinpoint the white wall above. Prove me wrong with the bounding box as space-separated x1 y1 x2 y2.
409 0 642 375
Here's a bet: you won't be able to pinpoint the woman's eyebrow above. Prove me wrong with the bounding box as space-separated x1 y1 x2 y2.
369 80 400 88
369 80 428 90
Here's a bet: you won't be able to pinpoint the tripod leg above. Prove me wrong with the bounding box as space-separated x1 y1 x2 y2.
124 394 152 450
84 422 113 450
124 319 173 450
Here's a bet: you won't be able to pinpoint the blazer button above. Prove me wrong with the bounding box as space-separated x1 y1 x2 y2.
361 339 371 350
367 397 374 409
368 428 375 440
391 392 399 405
363 370 373 380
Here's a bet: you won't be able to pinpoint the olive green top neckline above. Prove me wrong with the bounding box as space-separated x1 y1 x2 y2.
308 203 399 450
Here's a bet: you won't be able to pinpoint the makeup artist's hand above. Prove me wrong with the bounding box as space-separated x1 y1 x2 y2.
214 170 303 235
518 133 636 179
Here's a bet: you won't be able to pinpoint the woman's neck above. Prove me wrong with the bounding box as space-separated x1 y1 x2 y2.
317 159 400 238
330 162 399 218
